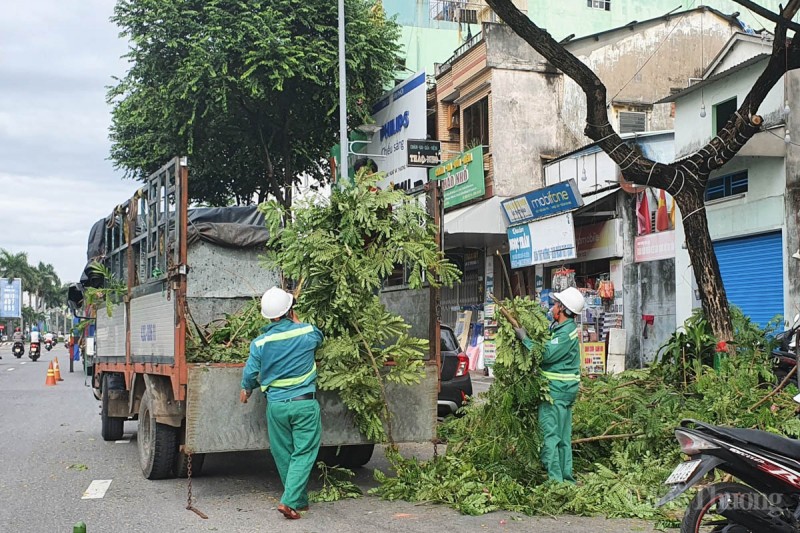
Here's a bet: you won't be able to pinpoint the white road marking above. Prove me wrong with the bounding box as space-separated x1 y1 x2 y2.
7 368 14 371
115 438 131 444
82 479 112 499
20 361 26 365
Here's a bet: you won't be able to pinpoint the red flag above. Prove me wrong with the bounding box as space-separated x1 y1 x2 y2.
655 189 670 232
636 191 652 235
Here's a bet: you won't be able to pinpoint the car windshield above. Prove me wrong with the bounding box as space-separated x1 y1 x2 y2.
440 328 460 352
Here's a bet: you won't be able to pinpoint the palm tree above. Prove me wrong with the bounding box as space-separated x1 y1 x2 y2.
0 249 32 288
35 262 60 313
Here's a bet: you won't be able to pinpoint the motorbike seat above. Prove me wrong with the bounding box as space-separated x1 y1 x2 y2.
689 420 800 460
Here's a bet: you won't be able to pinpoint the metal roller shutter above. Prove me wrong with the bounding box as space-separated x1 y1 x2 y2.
713 231 783 328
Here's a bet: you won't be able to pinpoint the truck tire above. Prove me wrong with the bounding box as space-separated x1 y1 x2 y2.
138 389 178 480
317 444 375 469
174 451 205 478
101 374 125 442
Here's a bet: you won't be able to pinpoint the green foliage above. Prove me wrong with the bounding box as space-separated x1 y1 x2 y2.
186 299 268 363
109 0 401 205
83 262 127 318
374 304 800 522
261 170 460 443
309 462 363 502
656 306 781 386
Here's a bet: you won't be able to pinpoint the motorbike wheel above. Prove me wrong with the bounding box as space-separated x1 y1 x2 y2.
681 481 756 533
29 352 39 362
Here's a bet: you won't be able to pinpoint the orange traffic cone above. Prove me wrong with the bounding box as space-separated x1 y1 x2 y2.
45 362 57 386
53 357 64 382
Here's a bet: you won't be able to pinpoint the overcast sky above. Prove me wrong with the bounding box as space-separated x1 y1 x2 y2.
0 1 140 285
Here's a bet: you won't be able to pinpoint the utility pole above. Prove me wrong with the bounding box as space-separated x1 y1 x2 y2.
428 180 443 384
338 0 349 186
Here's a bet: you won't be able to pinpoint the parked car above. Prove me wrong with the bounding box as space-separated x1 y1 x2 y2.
438 325 473 417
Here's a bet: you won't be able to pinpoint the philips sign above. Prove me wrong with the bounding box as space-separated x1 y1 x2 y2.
361 71 428 192
380 111 410 141
501 179 583 225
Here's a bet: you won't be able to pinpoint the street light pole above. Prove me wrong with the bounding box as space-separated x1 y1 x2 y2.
338 0 349 185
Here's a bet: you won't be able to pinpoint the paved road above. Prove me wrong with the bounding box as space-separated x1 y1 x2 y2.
0 352 671 532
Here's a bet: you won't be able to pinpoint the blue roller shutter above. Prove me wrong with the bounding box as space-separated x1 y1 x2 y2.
713 231 783 328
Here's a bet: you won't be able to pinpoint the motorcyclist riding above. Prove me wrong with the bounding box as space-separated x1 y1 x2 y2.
30 326 40 344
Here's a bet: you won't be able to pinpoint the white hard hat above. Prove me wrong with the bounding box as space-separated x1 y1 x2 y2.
552 287 585 316
260 286 294 319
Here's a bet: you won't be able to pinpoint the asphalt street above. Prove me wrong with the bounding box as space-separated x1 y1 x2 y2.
0 350 672 532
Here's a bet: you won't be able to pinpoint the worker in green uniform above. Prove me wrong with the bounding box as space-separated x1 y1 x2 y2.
514 286 585 483
240 286 324 519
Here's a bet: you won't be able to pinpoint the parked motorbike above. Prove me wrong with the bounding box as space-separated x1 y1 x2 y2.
12 341 24 358
658 417 800 532
29 342 40 362
44 339 53 351
773 318 799 384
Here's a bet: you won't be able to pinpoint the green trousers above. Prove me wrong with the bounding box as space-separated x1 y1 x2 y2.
538 399 575 483
266 399 321 509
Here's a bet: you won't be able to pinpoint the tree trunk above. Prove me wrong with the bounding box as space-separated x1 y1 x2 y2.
676 187 734 343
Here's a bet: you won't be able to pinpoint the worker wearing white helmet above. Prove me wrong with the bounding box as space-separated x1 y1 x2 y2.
514 286 585 483
240 286 324 519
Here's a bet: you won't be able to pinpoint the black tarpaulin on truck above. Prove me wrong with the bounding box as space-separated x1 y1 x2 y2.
80 205 269 285
186 206 269 248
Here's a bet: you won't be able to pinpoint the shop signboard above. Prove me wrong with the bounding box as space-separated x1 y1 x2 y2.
508 213 577 268
501 179 583 225
407 139 442 167
0 278 22 318
430 146 486 209
575 219 623 261
364 71 429 193
581 342 606 375
635 230 675 262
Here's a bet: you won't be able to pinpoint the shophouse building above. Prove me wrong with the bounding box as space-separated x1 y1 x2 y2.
663 32 799 333
426 7 744 334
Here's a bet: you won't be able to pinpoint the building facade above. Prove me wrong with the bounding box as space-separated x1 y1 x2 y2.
666 33 798 331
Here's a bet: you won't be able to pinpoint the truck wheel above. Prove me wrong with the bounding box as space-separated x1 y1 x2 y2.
317 444 374 469
138 389 178 479
174 451 205 478
101 374 125 442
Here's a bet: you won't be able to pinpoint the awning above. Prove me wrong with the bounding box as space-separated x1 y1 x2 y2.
574 187 619 218
443 196 509 248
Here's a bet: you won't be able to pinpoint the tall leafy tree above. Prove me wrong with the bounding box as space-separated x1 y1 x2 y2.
109 0 401 206
486 0 800 344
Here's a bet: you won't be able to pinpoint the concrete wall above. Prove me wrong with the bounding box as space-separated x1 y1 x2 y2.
787 70 800 322
490 68 562 195
563 10 739 144
673 58 786 158
380 288 431 340
526 1 782 42
620 193 676 366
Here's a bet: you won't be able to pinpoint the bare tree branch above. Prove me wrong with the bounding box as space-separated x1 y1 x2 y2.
730 0 800 33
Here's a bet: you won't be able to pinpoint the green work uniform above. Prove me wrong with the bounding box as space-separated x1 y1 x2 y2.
532 319 580 483
242 319 324 510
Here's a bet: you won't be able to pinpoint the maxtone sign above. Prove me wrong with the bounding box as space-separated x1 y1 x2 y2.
365 71 428 193
508 213 577 268
430 146 486 209
501 179 583 225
